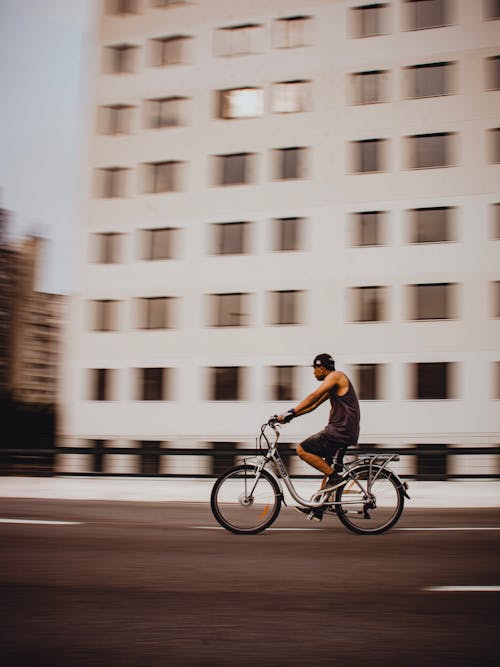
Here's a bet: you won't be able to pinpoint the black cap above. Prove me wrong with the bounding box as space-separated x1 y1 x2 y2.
312 353 335 370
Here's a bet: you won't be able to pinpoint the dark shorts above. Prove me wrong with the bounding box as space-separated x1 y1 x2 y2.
299 431 347 465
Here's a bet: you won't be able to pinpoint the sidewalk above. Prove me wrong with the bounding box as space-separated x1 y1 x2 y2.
0 476 499 508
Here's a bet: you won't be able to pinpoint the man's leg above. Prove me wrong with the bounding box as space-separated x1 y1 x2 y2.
297 433 335 489
295 434 335 521
297 434 344 489
297 443 333 477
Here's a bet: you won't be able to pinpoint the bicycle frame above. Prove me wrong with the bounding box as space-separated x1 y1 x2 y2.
247 422 408 509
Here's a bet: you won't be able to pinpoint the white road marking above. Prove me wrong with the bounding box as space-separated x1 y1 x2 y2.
397 527 500 532
0 518 82 526
424 586 500 592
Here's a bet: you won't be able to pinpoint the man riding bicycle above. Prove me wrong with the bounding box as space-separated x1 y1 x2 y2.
277 353 360 522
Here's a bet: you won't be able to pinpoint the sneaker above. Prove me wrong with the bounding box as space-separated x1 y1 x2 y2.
325 472 344 490
294 506 324 522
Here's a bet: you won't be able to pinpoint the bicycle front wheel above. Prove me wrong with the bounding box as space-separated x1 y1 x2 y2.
335 465 404 535
210 464 282 534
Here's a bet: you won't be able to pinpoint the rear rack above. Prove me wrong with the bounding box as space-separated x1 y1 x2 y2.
346 453 400 466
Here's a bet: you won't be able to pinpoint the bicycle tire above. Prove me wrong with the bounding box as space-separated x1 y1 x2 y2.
335 464 405 535
211 464 282 535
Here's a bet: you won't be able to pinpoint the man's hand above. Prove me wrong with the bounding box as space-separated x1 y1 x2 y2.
277 409 295 424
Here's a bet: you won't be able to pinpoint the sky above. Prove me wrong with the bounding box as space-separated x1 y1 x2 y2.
0 0 97 294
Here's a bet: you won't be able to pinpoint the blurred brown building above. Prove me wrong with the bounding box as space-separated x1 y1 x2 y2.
0 208 63 405
10 237 63 405
0 207 17 395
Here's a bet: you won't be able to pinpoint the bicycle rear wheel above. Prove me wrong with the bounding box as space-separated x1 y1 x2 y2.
335 465 404 535
210 464 282 534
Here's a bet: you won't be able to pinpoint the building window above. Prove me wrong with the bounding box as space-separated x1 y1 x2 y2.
353 364 383 400
141 227 178 260
407 132 454 169
138 441 161 475
351 139 387 173
274 147 308 180
207 293 250 327
271 366 298 401
484 0 500 20
351 211 385 247
269 290 304 325
106 44 137 74
351 4 389 38
216 153 253 186
142 161 183 193
489 128 500 163
485 56 500 91
272 217 305 252
89 300 120 331
273 15 312 49
492 204 500 239
350 286 388 322
405 62 455 98
211 442 237 476
210 222 250 255
150 35 191 66
90 440 106 473
106 0 138 14
416 444 448 480
409 283 456 320
409 206 454 243
144 97 188 128
98 105 134 134
210 367 244 400
92 232 124 263
405 0 451 30
214 24 263 57
137 297 174 329
89 368 114 401
217 88 264 119
97 168 129 198
351 70 388 105
492 281 500 318
271 80 311 113
412 362 454 399
139 368 169 400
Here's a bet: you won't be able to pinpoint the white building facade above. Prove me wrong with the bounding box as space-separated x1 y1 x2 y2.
61 0 500 478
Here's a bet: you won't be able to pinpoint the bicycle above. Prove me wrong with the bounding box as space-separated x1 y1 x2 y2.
210 418 410 535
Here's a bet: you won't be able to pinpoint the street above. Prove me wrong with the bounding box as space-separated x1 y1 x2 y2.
1 499 499 666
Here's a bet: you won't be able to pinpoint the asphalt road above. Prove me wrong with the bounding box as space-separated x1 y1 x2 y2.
0 500 499 667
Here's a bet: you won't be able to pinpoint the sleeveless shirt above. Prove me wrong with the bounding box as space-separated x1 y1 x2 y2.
324 378 360 445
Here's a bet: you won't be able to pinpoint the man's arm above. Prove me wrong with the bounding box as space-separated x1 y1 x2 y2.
279 372 339 421
295 393 330 416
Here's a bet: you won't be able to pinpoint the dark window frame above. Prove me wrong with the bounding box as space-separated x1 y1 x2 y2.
351 211 385 247
217 153 251 186
405 0 452 31
210 367 242 401
211 221 250 255
414 362 453 399
406 61 454 98
351 4 389 38
140 367 169 401
270 290 304 325
352 285 388 322
352 138 387 173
